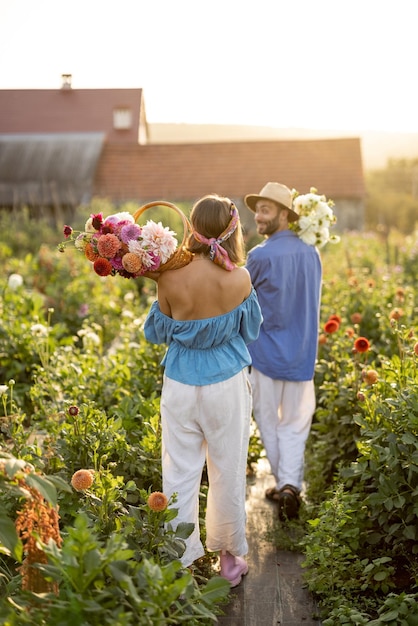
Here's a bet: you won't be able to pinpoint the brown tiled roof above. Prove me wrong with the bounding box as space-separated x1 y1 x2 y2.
0 86 364 223
94 137 365 202
0 88 145 144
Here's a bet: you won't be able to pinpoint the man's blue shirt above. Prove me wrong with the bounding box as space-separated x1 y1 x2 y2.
246 230 322 381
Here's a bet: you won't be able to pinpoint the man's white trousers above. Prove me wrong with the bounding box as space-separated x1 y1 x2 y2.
249 367 315 491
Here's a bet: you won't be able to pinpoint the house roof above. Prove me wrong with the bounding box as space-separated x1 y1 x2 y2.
0 133 105 207
0 86 365 226
94 136 365 201
0 88 146 144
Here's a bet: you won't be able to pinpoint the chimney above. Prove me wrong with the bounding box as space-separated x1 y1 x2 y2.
61 74 72 90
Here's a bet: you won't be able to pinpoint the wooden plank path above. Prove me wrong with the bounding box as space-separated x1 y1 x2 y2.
216 460 322 625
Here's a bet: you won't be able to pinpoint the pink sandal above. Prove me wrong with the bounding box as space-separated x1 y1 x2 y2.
220 551 249 587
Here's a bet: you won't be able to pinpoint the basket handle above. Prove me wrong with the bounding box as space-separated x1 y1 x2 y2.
133 201 192 237
133 201 193 272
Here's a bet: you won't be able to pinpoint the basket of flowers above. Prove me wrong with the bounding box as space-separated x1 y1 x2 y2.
60 201 193 278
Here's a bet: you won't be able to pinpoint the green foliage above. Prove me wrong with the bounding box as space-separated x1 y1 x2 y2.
1 513 229 625
365 158 418 233
1 204 418 623
0 203 234 622
301 234 418 621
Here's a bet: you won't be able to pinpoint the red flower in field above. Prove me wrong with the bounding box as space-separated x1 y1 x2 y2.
147 491 168 512
63 225 73 238
389 307 404 321
68 405 79 416
366 279 376 289
324 320 340 334
328 314 342 324
354 337 370 353
362 369 379 385
71 469 95 491
345 327 355 338
414 342 418 356
93 258 113 276
351 312 363 324
357 391 366 402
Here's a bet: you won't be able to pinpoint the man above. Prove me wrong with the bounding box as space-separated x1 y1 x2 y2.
244 182 322 520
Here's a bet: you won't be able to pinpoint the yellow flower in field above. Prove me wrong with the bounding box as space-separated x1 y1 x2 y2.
147 491 168 512
71 469 95 491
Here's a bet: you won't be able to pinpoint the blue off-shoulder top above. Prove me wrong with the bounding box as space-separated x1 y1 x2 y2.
144 287 262 386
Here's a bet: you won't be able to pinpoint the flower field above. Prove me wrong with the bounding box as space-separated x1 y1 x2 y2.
302 228 418 624
0 205 417 624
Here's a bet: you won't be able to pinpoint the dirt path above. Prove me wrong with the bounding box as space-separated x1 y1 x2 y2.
216 460 322 625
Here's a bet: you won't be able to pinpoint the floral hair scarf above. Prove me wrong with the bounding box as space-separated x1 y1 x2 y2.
192 204 239 271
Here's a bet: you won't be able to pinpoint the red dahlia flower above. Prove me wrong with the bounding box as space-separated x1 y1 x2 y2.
354 337 370 353
324 319 339 334
328 314 342 324
91 213 103 230
93 258 113 276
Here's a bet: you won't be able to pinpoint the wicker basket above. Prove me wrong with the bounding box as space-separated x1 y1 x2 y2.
133 201 193 272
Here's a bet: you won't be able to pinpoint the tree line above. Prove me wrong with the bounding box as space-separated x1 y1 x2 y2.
365 157 418 234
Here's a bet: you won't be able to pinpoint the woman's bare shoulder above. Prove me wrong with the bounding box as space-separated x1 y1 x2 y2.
232 266 252 292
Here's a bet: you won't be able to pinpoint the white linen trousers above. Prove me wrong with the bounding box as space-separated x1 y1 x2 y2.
249 367 316 492
160 370 252 567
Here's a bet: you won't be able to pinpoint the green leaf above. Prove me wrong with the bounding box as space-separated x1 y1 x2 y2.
25 473 57 506
174 522 194 539
46 474 73 494
0 515 23 561
4 458 28 477
404 525 416 540
199 575 231 602
379 609 400 621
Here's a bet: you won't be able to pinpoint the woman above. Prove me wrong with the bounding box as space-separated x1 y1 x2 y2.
144 194 262 587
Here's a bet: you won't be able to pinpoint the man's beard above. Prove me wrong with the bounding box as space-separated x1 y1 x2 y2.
256 216 280 236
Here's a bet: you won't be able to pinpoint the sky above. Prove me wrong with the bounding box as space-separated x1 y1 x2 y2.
1 0 417 133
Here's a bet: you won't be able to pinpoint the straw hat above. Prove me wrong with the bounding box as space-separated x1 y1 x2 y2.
244 182 298 222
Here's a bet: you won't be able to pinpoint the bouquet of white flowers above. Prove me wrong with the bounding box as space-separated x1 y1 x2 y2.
291 188 340 249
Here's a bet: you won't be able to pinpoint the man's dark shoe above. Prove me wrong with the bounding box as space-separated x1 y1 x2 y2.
277 484 301 521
